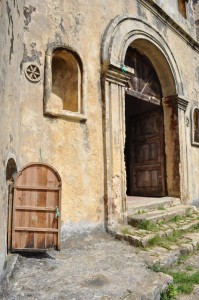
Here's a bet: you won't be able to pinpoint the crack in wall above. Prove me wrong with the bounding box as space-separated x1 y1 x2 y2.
6 1 14 64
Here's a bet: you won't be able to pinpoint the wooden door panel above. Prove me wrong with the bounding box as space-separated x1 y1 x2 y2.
132 166 162 195
130 110 166 196
12 163 61 252
133 140 159 164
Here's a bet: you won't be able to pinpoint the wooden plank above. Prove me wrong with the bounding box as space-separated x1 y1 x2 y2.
126 90 161 105
14 206 56 211
12 248 47 252
14 185 60 191
14 227 58 232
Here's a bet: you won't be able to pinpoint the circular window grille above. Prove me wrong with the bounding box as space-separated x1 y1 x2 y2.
25 63 41 82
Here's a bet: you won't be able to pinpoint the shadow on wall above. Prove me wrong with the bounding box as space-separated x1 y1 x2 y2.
6 158 17 253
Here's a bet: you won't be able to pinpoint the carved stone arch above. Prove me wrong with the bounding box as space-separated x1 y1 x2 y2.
44 42 87 121
102 15 184 96
101 15 189 230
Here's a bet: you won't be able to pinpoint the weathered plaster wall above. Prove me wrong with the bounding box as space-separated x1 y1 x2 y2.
1 0 199 277
0 0 24 278
150 0 196 37
16 0 199 227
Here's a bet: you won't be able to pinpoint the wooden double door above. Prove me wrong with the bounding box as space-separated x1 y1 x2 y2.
128 109 166 197
11 163 61 252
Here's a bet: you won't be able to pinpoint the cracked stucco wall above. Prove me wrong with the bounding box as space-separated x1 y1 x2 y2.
0 0 24 278
18 0 199 224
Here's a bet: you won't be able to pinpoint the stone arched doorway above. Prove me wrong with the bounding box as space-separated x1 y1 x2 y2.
101 16 189 229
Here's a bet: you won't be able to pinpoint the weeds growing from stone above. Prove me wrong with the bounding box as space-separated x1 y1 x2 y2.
136 220 158 231
147 230 183 249
170 215 182 223
157 205 165 211
136 209 146 215
121 227 132 235
150 260 199 298
160 284 178 300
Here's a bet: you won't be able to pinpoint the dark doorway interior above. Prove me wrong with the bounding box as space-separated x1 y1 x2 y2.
125 96 166 196
124 47 166 197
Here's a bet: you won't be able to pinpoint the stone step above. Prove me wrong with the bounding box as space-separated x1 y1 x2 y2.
127 196 181 215
128 204 196 225
115 212 199 248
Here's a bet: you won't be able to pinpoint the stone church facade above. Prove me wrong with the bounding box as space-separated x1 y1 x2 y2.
1 0 199 277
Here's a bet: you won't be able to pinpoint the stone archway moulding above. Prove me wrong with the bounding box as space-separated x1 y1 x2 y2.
101 15 189 230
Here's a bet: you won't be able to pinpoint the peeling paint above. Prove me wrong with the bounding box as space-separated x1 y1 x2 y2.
23 5 36 29
20 43 42 72
6 1 14 63
60 17 65 33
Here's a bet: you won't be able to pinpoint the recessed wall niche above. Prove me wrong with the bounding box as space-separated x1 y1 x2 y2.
192 107 199 146
52 50 80 112
44 44 87 121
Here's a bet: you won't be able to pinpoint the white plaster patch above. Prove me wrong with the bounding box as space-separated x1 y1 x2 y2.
61 221 104 240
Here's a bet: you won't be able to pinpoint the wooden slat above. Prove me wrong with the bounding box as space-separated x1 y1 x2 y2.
126 90 161 105
14 227 58 232
12 248 47 252
14 206 56 211
14 185 60 191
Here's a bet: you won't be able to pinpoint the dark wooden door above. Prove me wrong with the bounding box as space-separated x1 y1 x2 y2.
129 109 166 196
12 163 61 252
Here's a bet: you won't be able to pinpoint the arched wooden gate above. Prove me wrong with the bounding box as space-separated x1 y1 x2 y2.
12 163 61 252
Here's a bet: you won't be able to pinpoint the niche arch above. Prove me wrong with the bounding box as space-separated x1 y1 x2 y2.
44 43 87 121
6 158 17 181
101 15 189 229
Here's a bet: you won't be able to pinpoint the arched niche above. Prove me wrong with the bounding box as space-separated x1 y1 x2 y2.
52 50 80 112
101 15 189 230
6 158 17 181
44 43 87 121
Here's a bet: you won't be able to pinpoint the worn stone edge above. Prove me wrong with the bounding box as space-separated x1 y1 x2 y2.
0 254 19 297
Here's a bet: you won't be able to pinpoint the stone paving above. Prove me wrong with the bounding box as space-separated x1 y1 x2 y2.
2 232 171 300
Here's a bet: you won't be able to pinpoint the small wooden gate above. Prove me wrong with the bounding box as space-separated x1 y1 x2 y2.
12 163 61 252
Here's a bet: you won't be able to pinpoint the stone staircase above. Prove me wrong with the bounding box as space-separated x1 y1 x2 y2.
116 197 199 248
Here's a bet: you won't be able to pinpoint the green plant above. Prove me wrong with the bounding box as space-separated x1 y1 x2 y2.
136 209 146 215
147 230 183 249
176 282 193 294
177 254 189 265
170 215 182 223
137 220 157 232
186 265 194 271
148 262 167 273
192 222 199 231
185 209 193 218
160 284 178 300
158 205 165 211
121 227 132 235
